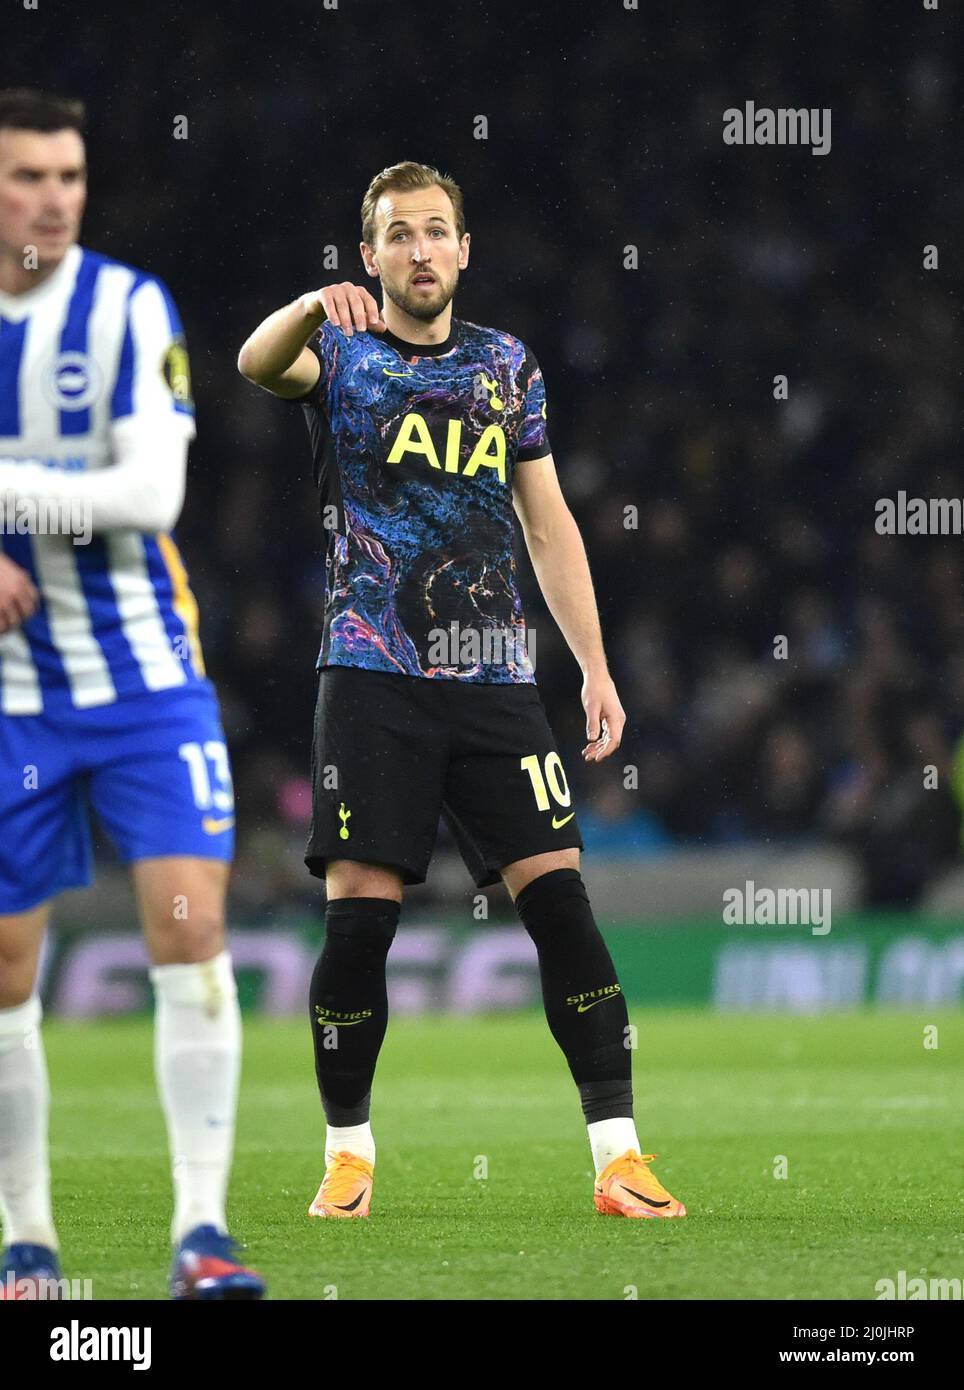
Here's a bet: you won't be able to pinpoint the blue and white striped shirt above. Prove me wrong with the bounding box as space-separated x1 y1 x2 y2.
0 244 207 714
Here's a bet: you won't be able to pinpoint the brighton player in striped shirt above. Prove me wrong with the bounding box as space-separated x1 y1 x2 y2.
0 90 262 1299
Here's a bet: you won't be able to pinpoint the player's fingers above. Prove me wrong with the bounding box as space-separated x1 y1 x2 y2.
20 589 40 621
585 714 619 761
323 286 354 334
7 588 34 625
361 287 386 330
331 288 357 335
335 285 366 337
348 290 370 334
607 710 626 749
594 727 617 760
582 717 604 760
315 289 339 328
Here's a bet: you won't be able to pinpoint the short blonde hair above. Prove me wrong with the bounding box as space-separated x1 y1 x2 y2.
361 161 465 249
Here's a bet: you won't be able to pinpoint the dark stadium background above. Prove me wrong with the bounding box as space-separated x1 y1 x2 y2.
4 1 962 922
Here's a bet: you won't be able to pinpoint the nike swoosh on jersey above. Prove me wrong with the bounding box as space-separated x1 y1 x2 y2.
552 812 575 829
202 815 235 834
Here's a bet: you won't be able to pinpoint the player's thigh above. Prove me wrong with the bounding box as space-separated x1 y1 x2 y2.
131 855 229 966
501 848 580 902
306 669 446 891
89 686 235 876
443 684 584 891
0 902 51 1007
0 713 94 912
326 858 404 902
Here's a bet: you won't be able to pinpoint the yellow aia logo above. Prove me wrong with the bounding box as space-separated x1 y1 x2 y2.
386 412 507 485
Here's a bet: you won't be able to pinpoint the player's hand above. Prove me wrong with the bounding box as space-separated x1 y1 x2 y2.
581 668 626 762
301 283 387 338
0 551 40 634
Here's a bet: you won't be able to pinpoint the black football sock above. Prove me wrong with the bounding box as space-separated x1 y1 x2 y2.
309 897 400 1126
514 868 633 1123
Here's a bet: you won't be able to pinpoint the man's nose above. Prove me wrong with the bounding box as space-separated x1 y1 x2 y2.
42 182 72 211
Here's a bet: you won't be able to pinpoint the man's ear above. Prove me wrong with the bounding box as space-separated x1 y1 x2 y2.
359 243 380 277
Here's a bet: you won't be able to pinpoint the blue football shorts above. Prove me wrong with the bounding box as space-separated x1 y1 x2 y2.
0 682 235 914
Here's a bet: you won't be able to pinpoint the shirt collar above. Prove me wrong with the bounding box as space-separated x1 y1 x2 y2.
377 317 460 360
0 244 83 321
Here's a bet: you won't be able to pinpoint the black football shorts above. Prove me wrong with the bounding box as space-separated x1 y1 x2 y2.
305 666 584 888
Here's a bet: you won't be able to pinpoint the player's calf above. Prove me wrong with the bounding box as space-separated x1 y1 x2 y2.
512 866 687 1208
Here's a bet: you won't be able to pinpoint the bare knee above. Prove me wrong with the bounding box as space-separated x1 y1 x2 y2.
326 860 403 903
150 911 226 965
0 905 49 1008
0 954 41 1008
133 857 228 966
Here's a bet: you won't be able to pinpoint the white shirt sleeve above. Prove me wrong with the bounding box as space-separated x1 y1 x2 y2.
0 421 189 533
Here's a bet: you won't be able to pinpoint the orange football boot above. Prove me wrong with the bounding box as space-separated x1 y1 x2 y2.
593 1150 686 1218
308 1151 374 1218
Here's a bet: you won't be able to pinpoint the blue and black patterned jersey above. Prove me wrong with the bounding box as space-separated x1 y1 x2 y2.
291 316 551 683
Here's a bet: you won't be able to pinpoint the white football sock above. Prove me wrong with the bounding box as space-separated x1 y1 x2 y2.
150 951 241 1244
0 996 57 1249
588 1117 641 1176
325 1122 375 1169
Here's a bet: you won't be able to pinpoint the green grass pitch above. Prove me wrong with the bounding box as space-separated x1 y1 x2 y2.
43 1009 963 1300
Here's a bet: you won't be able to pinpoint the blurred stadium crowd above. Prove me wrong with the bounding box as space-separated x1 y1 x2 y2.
10 2 962 909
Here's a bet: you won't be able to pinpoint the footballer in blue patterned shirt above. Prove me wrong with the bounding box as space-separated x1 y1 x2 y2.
239 161 686 1225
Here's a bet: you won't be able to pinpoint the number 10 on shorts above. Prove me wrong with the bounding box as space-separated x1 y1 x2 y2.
520 752 571 811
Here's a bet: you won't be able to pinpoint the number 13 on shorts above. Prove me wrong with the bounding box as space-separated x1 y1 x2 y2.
178 740 235 812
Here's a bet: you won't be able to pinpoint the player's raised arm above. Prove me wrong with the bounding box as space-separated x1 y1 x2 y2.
237 284 387 398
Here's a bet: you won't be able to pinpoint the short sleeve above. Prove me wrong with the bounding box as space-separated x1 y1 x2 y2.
282 325 330 406
109 276 196 439
516 345 552 462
